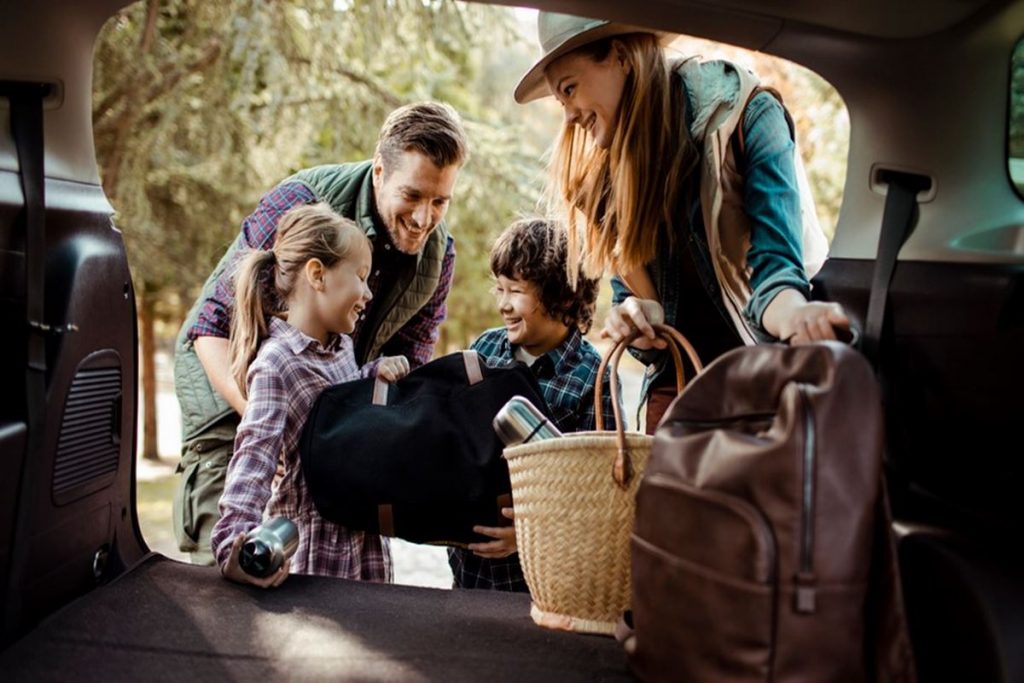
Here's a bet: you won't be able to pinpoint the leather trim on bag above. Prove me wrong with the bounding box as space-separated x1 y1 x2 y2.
377 504 395 537
496 493 513 526
372 378 388 406
463 350 483 385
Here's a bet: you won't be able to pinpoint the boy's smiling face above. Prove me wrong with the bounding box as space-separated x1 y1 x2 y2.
493 274 570 356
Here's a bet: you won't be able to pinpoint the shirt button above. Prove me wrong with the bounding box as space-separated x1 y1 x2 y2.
384 244 391 250
374 270 380 276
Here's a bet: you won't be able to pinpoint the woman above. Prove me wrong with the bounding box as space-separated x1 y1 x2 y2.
516 11 850 432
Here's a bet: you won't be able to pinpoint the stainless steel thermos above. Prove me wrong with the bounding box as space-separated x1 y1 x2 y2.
239 516 299 578
493 395 562 446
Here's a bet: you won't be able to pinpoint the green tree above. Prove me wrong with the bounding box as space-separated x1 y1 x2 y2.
93 0 552 458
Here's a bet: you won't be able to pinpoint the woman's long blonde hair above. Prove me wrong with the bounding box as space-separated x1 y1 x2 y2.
545 33 699 280
229 203 369 397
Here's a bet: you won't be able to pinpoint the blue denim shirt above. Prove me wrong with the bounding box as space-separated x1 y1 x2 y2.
612 87 810 393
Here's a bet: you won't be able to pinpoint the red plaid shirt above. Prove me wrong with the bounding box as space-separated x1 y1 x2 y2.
212 317 391 580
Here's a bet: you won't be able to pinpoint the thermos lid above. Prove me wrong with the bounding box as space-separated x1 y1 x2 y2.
240 539 273 577
493 395 557 446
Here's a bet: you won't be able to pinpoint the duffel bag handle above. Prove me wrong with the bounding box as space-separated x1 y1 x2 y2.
371 350 483 405
595 324 703 488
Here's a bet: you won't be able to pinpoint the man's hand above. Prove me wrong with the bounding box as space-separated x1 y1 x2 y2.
468 507 517 559
376 355 411 383
600 297 667 350
220 533 290 588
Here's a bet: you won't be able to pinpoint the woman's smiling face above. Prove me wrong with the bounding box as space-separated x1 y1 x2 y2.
544 42 630 149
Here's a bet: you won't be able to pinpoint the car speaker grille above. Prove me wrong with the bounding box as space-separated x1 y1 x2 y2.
53 366 121 497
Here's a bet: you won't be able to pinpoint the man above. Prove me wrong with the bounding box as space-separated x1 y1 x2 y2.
172 101 468 564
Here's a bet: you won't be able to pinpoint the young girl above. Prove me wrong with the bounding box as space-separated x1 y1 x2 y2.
211 203 409 588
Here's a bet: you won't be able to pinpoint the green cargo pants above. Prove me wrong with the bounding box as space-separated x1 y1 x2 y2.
172 416 239 566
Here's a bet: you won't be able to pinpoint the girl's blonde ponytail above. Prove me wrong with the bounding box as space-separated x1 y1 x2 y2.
230 249 277 398
228 202 369 397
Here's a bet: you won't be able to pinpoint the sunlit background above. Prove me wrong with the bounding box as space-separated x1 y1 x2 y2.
93 0 849 585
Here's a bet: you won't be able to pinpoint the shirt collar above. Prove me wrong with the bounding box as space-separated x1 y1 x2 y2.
505 327 583 374
545 327 584 375
269 316 343 356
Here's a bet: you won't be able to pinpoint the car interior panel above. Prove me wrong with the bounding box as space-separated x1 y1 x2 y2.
1 0 1022 679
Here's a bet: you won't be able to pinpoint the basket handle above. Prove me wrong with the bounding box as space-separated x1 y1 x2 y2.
594 323 704 488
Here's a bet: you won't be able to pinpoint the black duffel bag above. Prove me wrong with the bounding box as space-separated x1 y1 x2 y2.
299 350 553 545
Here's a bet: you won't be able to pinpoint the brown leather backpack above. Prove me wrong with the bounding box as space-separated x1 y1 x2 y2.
623 342 916 682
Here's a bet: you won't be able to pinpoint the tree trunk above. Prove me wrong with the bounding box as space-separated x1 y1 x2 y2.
140 289 159 462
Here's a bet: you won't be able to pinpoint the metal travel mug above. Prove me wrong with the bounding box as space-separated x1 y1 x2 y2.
493 395 562 446
239 516 299 578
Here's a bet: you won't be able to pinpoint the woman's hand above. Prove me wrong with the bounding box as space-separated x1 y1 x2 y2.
468 507 517 559
763 289 850 344
600 297 668 350
376 355 410 383
221 533 290 588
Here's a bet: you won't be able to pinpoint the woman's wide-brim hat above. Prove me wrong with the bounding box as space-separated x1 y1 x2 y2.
514 11 674 104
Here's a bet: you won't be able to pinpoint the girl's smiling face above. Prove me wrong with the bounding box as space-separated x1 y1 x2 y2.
544 42 630 149
320 239 373 336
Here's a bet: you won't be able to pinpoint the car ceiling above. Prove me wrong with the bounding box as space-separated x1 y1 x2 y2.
3 0 1024 263
484 0 1007 50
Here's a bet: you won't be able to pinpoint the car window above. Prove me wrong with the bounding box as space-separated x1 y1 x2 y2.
91 1 849 571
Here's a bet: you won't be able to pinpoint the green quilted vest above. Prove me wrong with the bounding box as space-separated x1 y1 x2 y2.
174 161 451 440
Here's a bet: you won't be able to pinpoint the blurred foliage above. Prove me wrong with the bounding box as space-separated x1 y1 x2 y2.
1009 38 1024 192
93 1 850 353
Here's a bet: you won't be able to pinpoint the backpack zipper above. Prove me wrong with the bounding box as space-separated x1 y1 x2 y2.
794 384 817 613
668 412 776 430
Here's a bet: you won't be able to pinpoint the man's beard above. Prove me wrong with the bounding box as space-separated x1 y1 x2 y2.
387 219 427 255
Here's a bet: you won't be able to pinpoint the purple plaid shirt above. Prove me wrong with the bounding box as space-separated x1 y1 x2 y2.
189 180 455 369
212 317 391 580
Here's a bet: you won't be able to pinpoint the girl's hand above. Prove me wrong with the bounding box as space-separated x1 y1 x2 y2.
221 533 290 589
777 301 850 344
601 297 668 350
377 355 410 383
468 507 517 559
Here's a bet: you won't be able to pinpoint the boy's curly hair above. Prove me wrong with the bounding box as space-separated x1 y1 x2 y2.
490 218 600 333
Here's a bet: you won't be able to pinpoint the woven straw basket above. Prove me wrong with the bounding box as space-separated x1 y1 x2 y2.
504 324 702 635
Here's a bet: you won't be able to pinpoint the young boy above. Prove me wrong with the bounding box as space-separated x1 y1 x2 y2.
448 217 622 592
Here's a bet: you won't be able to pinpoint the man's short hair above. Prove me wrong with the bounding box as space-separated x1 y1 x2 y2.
490 218 600 334
375 101 469 172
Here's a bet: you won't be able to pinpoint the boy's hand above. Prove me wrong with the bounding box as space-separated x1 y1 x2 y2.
377 355 410 383
468 507 517 559
601 297 668 350
221 533 290 589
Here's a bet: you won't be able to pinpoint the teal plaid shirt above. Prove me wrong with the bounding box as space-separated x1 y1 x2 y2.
448 326 623 592
471 326 620 433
